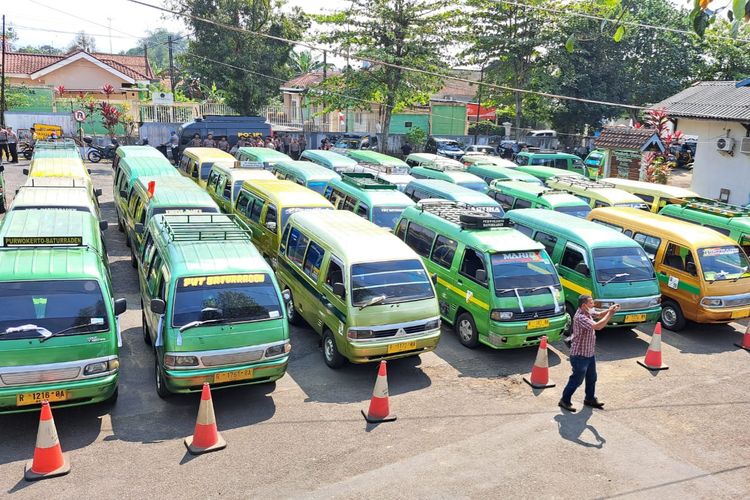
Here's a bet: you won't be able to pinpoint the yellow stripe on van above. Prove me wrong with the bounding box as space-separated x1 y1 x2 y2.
437 277 490 311
559 277 591 296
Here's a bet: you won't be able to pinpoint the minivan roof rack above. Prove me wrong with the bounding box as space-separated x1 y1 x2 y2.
161 214 253 242
424 161 465 172
341 172 397 190
417 200 513 230
551 176 615 190
681 199 750 218
538 189 569 197
34 139 78 149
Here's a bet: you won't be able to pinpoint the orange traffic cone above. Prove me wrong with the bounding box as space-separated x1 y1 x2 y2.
24 401 70 481
735 322 750 351
523 336 555 389
638 322 669 371
362 360 397 423
184 383 226 455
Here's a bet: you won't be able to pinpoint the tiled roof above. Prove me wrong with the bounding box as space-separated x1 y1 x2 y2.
2 51 153 81
594 127 662 150
281 72 330 90
652 80 750 122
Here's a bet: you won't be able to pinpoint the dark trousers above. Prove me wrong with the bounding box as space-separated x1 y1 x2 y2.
9 143 17 162
561 355 597 403
0 143 8 161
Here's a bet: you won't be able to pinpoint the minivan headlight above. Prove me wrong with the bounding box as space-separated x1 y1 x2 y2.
490 310 514 321
83 361 108 375
425 318 441 331
265 342 291 358
163 355 199 367
594 300 615 309
701 297 724 307
648 296 662 307
347 329 374 339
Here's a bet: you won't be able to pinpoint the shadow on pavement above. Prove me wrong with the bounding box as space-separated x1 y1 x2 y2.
584 326 651 362
663 321 748 355
554 406 606 448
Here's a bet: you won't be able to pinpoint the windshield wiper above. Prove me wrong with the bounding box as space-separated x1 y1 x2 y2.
601 273 630 285
179 318 227 333
39 320 102 343
358 295 387 310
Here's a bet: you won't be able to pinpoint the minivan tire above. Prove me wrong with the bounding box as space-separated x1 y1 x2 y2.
323 330 346 369
285 289 304 326
456 312 479 348
154 355 171 399
661 300 686 331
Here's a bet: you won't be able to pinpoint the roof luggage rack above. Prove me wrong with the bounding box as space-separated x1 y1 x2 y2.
424 161 465 172
681 200 750 218
550 176 615 190
537 189 568 197
359 162 409 175
161 214 253 242
26 177 85 188
341 172 398 190
33 139 78 150
417 200 513 230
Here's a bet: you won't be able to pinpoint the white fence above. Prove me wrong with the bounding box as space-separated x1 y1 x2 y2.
138 102 238 123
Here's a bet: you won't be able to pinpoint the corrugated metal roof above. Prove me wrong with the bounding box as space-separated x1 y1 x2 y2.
652 81 750 121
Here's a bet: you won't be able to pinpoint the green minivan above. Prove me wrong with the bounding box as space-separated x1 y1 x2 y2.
395 201 568 349
299 149 360 173
404 179 504 218
508 209 661 328
660 200 750 256
323 173 415 229
276 210 441 368
487 180 592 218
466 163 543 186
139 213 290 397
410 163 489 193
514 165 587 183
235 147 292 169
0 209 126 413
345 150 414 190
10 183 100 218
271 160 341 194
515 151 587 177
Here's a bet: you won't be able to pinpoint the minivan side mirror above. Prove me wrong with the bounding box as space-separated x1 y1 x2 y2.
475 269 487 283
431 273 438 285
0 165 4 173
191 169 199 178
114 298 127 316
265 221 277 232
575 263 590 277
134 223 144 234
99 220 109 231
22 168 29 175
94 188 103 197
332 282 346 299
150 298 166 315
686 261 697 276
87 169 92 175
119 189 128 198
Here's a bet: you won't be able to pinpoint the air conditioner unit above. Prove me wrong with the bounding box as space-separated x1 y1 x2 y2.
740 137 750 154
716 137 735 152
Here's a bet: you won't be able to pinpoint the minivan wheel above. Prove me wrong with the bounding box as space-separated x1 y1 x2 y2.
661 300 686 331
285 290 304 326
155 355 171 399
456 312 479 348
323 330 346 369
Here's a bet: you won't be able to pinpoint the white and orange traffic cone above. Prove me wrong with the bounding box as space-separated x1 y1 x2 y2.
362 360 397 423
184 383 226 455
638 322 669 371
735 322 750 351
523 336 555 389
24 401 70 481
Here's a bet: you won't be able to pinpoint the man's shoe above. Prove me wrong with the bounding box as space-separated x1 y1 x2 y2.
558 399 576 412
584 399 605 409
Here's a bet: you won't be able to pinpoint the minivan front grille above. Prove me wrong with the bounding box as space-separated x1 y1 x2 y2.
201 350 264 367
1 367 81 386
512 309 559 321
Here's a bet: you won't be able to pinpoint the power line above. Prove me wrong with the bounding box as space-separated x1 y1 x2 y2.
27 0 143 40
11 24 135 40
125 0 646 111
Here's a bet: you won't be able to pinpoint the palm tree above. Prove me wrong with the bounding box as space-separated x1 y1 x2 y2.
288 50 330 76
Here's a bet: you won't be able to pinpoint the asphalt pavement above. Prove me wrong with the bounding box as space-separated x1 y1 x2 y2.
0 158 748 499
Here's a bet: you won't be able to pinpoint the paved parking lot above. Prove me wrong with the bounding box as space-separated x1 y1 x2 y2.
1 159 749 499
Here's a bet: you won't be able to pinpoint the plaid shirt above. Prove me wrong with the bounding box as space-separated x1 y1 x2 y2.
570 308 596 357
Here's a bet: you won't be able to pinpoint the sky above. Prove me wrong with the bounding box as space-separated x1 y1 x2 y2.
3 0 698 55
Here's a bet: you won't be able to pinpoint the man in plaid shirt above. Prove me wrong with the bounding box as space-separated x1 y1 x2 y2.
559 295 619 412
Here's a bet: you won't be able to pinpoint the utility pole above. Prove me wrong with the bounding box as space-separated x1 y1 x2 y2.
1 15 6 128
168 35 175 94
107 17 113 53
473 65 484 146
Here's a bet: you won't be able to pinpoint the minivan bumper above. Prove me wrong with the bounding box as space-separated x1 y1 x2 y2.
345 328 441 363
0 373 118 414
484 314 568 349
606 307 662 328
162 356 289 393
694 305 750 324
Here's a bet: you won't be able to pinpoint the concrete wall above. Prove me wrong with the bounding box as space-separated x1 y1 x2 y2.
678 118 750 205
389 113 430 135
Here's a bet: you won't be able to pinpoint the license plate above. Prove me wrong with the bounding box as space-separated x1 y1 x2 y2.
387 341 417 354
214 368 254 384
527 319 550 329
16 390 68 406
731 309 750 319
624 313 647 324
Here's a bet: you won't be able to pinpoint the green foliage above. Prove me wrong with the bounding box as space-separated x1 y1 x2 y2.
16 45 63 55
170 0 308 115
467 121 504 136
310 0 453 150
288 50 330 76
68 31 97 52
405 126 427 149
691 0 749 37
124 29 188 74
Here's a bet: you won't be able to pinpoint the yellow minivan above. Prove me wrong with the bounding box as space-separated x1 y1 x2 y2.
233 179 334 262
602 178 702 213
547 177 649 209
588 207 750 330
178 147 237 187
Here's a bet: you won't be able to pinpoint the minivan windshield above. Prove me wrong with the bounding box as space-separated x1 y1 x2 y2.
555 205 592 218
491 251 560 296
458 181 489 193
698 246 750 282
614 202 649 210
0 280 109 340
372 206 408 229
172 274 282 327
350 259 434 307
593 247 655 284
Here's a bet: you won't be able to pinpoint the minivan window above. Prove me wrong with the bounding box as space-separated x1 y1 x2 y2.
460 248 488 285
0 280 109 338
555 205 591 218
662 243 695 275
303 241 325 281
430 235 457 269
534 232 558 256
698 246 750 281
249 196 263 222
404 222 436 258
286 228 310 266
513 198 532 209
373 206 407 229
172 274 281 327
491 251 559 295
513 224 534 237
395 219 408 240
593 247 654 283
633 232 662 260
561 244 589 276
325 259 344 291
350 259 434 306
459 181 488 193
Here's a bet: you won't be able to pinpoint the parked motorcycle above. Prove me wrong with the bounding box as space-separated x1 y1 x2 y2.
84 137 119 163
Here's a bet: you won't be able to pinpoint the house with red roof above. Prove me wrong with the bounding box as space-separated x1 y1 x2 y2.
3 50 155 100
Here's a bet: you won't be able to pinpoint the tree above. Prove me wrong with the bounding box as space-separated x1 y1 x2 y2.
311 0 453 151
170 0 307 114
68 31 97 53
123 29 188 72
690 0 750 37
692 20 750 80
288 50 329 76
17 45 63 55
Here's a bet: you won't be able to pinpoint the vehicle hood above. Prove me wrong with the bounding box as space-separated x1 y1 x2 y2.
349 298 440 328
166 318 288 352
0 331 116 367
595 278 660 299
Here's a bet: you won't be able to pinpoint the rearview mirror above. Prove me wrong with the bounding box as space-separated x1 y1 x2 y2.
134 223 144 234
114 298 127 316
332 282 345 299
150 298 166 315
282 290 291 302
431 273 438 285
94 188 103 197
99 220 109 231
22 168 29 175
475 269 487 283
